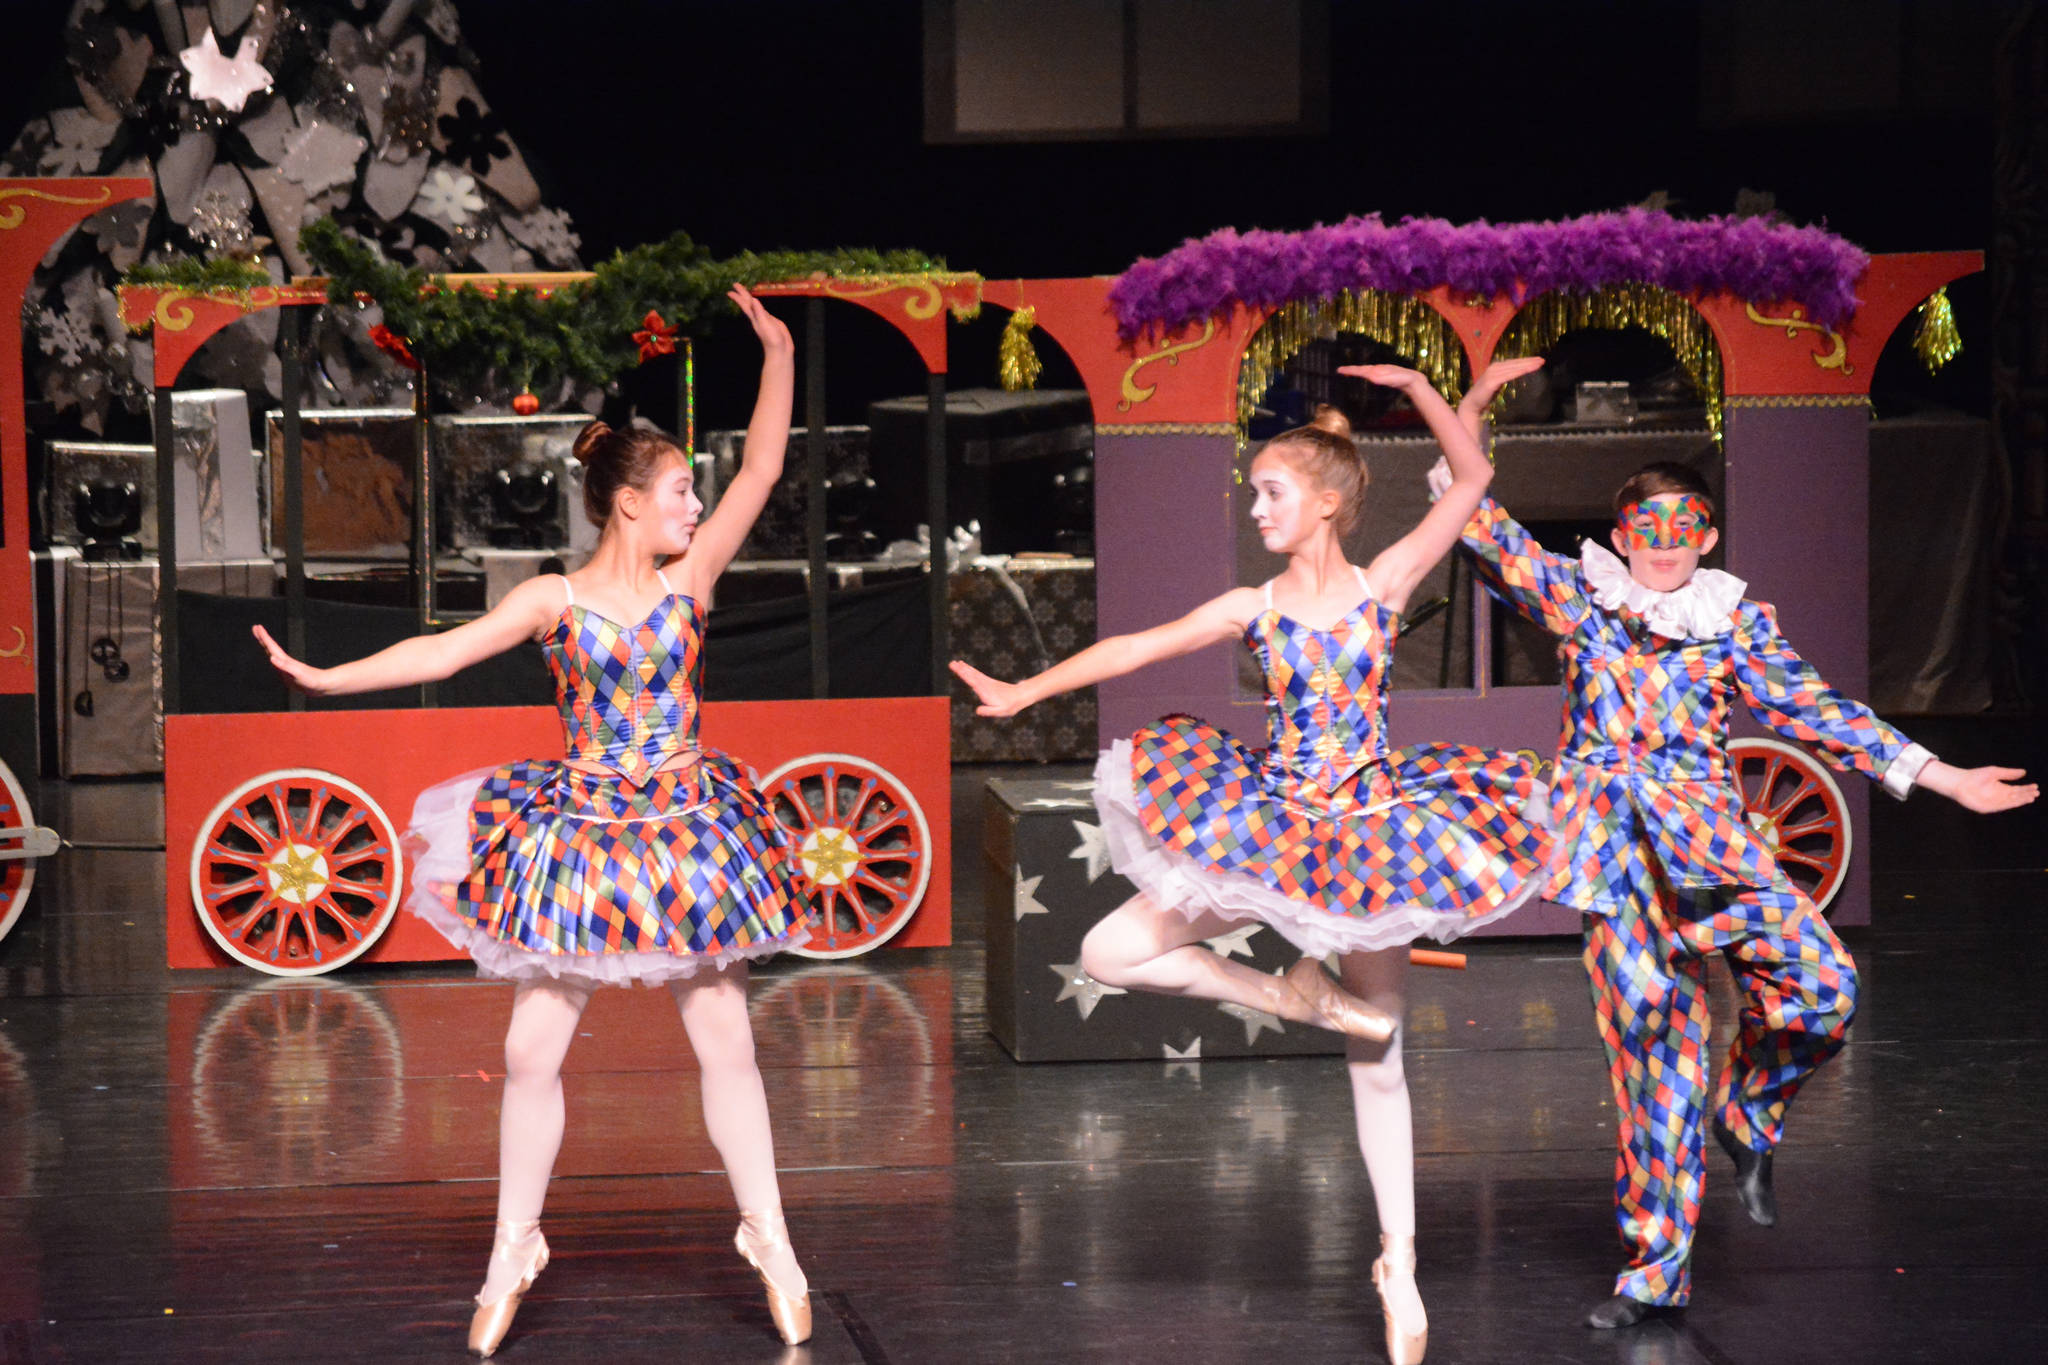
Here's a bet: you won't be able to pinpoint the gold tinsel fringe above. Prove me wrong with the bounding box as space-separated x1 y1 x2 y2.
1491 284 1725 440
1000 306 1041 391
1237 290 1466 432
1913 286 1961 373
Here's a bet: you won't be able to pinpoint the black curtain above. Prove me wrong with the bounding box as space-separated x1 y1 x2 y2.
176 576 931 713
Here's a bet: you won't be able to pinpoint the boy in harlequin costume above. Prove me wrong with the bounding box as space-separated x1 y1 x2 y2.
955 363 1555 1365
1436 359 2039 1329
256 288 816 1357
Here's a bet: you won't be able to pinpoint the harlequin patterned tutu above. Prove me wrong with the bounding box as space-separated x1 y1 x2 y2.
1094 716 1552 957
403 752 809 986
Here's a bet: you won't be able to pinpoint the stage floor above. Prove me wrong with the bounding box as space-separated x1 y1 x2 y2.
2 723 2045 1364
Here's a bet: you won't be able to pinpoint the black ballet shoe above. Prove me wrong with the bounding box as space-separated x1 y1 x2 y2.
1714 1117 1778 1227
1585 1294 1662 1330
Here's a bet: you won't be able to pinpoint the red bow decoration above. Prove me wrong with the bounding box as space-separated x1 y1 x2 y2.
633 310 679 363
367 323 421 371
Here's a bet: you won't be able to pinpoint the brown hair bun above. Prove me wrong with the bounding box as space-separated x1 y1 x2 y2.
571 419 613 466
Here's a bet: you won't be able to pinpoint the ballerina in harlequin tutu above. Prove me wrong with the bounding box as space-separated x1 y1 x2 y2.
952 360 1555 1365
253 286 815 1357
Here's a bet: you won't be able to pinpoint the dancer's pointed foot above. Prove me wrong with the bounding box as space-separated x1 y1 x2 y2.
1281 957 1397 1042
470 1219 549 1357
735 1208 812 1345
1714 1117 1777 1227
1371 1233 1428 1364
1585 1294 1663 1330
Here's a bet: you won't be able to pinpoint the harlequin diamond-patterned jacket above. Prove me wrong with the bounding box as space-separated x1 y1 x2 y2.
1459 498 1933 915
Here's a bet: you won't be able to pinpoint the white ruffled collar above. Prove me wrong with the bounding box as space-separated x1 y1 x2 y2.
1579 541 1746 640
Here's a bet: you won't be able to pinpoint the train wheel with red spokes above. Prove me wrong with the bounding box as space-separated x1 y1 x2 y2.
1728 737 1853 913
760 753 930 959
188 769 404 975
0 758 49 946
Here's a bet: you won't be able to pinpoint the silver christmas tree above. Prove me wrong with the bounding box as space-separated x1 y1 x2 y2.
3 0 585 431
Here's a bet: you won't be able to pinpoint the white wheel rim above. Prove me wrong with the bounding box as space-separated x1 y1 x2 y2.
759 752 931 959
188 768 404 976
1728 737 1853 913
0 759 37 944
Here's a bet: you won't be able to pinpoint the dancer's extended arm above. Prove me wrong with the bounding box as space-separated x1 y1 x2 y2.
252 573 561 696
1341 364 1495 615
950 588 1259 718
1730 600 2037 811
669 285 795 594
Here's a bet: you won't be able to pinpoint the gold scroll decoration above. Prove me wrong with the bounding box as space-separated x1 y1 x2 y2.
820 273 984 322
0 184 114 230
1119 319 1218 411
1743 301 1851 376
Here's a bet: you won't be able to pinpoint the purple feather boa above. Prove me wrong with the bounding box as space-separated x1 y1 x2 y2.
1109 209 1869 340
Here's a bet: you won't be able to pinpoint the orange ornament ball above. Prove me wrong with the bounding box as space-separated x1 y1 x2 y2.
512 392 539 416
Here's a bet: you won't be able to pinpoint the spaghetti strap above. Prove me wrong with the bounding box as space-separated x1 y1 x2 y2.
1353 565 1373 600
559 574 575 608
1262 581 1274 611
654 567 676 596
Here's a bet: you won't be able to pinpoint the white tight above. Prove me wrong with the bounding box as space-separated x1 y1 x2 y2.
1079 897 1423 1289
478 964 804 1302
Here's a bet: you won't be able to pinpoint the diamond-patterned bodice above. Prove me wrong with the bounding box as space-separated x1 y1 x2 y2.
546 594 704 778
1246 595 1399 792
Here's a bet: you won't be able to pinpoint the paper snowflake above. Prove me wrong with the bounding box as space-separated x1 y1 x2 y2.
413 166 486 226
39 109 117 176
506 206 581 266
281 119 368 196
35 305 90 367
180 28 273 113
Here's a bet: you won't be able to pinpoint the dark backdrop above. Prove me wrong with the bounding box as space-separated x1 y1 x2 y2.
0 1 2006 430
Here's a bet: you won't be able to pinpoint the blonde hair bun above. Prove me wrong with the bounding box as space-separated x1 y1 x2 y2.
1309 404 1353 441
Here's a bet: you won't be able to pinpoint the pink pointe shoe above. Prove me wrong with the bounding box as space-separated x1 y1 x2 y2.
1281 957 1397 1042
734 1208 812 1345
469 1219 549 1357
1372 1233 1428 1364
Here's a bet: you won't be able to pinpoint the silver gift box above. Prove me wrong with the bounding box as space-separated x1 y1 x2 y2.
44 441 156 550
166 388 264 561
1574 380 1638 425
428 414 597 555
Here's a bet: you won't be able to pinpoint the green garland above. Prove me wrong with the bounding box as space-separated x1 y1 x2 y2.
298 218 967 395
121 255 274 293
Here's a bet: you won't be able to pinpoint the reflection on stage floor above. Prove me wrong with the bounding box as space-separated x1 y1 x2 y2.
1 734 2044 1362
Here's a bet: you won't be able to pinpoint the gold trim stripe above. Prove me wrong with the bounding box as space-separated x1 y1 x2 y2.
1724 394 1870 408
1096 422 1239 437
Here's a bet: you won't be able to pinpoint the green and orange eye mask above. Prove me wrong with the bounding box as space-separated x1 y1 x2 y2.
1617 493 1713 551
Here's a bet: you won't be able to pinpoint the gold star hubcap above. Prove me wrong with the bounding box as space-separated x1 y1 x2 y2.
264 843 331 905
800 828 860 886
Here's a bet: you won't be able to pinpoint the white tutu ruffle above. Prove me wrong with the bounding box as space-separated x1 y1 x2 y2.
1091 741 1553 958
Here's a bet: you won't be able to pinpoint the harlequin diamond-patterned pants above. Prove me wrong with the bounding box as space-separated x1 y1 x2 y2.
1581 881 1858 1306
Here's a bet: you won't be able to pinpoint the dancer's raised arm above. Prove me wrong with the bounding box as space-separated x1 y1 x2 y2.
669 285 795 594
1342 364 1495 615
949 587 1259 717
1455 355 1546 450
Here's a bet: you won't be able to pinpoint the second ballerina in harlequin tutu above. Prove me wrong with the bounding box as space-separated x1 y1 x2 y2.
952 359 1555 1365
255 287 815 1358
